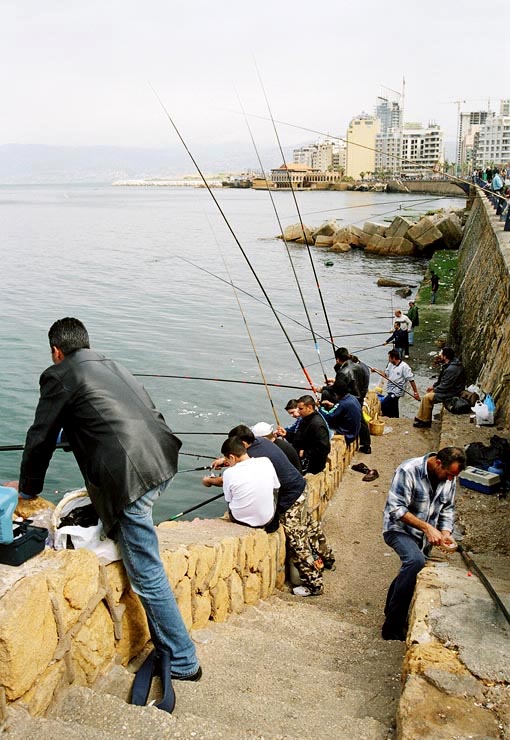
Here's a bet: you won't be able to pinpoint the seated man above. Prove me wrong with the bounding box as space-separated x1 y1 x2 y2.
319 380 361 445
203 436 278 528
414 347 466 428
278 395 331 474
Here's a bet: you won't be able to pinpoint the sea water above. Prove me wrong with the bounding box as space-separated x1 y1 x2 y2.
0 184 465 521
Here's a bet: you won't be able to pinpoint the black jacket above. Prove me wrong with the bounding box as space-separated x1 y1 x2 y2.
433 358 466 402
19 349 181 535
286 411 331 475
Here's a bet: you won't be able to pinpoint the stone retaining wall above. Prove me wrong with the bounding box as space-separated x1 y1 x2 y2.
450 191 510 425
0 433 355 718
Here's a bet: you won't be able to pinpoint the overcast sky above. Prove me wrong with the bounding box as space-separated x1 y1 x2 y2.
2 0 508 153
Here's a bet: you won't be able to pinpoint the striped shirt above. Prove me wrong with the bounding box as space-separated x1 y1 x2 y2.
383 453 456 544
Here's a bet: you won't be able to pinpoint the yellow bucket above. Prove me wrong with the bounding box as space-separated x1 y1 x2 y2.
369 417 385 436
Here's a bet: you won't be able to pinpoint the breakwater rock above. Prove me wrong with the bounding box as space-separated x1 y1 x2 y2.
280 209 464 257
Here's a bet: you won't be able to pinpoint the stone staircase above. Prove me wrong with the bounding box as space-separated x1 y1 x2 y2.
5 591 401 739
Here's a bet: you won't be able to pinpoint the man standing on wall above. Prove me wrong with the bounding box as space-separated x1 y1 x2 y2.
382 446 466 640
430 271 439 304
14 317 200 713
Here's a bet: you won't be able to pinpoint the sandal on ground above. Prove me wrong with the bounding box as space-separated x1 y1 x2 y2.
362 469 379 482
352 462 370 474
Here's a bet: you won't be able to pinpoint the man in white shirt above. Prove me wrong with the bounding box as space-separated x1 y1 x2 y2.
379 349 420 418
203 436 279 527
394 309 412 358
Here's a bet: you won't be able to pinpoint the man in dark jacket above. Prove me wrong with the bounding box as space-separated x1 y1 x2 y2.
283 395 331 474
16 317 200 711
414 347 466 427
319 380 361 445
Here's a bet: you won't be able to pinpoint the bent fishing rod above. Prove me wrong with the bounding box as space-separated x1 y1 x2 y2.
255 63 335 353
133 372 307 391
237 88 328 384
151 86 319 398
169 492 224 521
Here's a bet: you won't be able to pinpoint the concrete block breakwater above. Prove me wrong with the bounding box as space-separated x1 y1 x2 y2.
0 433 354 718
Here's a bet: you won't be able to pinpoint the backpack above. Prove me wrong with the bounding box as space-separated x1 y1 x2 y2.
444 396 471 414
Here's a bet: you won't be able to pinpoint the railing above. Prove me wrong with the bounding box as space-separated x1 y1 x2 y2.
473 176 510 232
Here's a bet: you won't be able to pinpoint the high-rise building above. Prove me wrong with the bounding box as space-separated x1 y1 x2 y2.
500 99 510 116
374 93 403 176
475 114 510 168
345 114 380 179
457 110 493 173
293 139 346 172
400 123 443 176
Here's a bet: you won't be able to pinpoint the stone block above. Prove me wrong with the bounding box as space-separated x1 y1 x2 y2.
71 602 115 686
365 235 415 256
189 544 218 592
402 642 468 682
332 227 354 244
203 549 222 591
174 577 193 631
116 589 150 665
283 223 313 243
236 536 248 575
385 215 413 239
104 560 130 602
330 242 351 252
398 674 500 739
161 547 189 589
227 572 245 614
14 496 55 520
363 221 387 237
434 214 463 249
259 556 272 599
191 590 211 630
407 216 443 251
367 234 384 249
0 573 58 700
356 230 373 247
246 530 268 571
243 573 261 605
218 537 238 579
312 219 338 237
17 659 66 717
45 549 100 632
314 235 334 247
210 579 229 623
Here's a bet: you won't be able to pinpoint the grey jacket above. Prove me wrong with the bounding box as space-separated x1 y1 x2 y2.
20 349 181 535
433 358 466 402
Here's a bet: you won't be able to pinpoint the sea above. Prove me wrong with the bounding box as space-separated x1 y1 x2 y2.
1 184 465 522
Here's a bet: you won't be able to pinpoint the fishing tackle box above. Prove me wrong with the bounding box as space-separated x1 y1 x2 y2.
458 466 500 495
0 521 48 566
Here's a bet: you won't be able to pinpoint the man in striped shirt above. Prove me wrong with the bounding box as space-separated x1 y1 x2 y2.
382 447 466 641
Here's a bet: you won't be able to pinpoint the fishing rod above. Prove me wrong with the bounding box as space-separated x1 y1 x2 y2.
169 492 224 521
151 86 320 398
255 64 336 353
368 365 418 400
209 213 281 427
177 465 212 474
457 544 510 627
237 89 328 384
294 331 389 344
133 372 306 391
175 255 333 346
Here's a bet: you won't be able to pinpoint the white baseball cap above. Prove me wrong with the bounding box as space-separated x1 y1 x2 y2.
251 422 274 437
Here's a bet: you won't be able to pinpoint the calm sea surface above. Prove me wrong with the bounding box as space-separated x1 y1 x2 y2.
1 184 465 521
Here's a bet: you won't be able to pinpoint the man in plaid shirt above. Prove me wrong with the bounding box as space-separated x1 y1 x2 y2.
382 447 466 640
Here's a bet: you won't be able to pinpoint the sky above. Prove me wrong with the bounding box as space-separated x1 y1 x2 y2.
1 0 508 155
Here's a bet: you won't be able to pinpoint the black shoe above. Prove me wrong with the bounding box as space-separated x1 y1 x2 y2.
413 419 431 428
352 462 370 474
323 557 336 570
359 445 372 454
171 666 202 682
381 621 406 641
155 652 176 714
131 649 158 706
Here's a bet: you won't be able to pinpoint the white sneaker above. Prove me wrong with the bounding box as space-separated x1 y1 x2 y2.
292 585 312 597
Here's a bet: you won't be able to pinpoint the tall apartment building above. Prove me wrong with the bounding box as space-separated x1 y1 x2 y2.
373 95 403 176
475 113 510 168
293 138 346 172
457 110 492 173
345 114 380 179
400 123 443 176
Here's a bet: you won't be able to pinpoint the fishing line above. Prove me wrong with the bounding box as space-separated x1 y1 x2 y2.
150 84 319 398
236 88 328 383
286 196 449 221
134 372 307 391
169 492 224 521
254 63 336 353
207 213 281 427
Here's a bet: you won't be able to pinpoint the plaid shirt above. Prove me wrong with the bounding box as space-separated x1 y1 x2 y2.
383 453 456 544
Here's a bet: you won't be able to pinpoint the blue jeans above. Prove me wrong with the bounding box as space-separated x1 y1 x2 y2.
116 482 199 677
383 530 426 635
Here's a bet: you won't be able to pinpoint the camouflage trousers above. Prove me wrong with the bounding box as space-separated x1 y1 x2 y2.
279 486 334 593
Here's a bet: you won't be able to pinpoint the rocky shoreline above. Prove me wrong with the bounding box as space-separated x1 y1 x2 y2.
280 208 465 257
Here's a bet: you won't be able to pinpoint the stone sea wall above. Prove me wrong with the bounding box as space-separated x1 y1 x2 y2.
0 434 354 718
450 191 510 425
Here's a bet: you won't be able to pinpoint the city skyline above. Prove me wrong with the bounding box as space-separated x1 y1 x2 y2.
1 0 508 162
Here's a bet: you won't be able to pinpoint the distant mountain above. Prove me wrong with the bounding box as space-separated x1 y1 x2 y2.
0 143 290 184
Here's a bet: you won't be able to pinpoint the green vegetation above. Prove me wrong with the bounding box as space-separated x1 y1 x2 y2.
418 250 458 306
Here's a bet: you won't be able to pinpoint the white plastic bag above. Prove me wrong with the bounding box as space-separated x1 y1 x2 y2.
472 401 494 427
52 489 121 564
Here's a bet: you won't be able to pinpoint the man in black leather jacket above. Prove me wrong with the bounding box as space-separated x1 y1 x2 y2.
285 395 331 474
17 317 200 709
